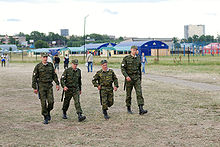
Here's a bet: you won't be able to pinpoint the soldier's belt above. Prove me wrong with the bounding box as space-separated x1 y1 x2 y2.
100 85 112 87
66 86 78 89
39 81 53 84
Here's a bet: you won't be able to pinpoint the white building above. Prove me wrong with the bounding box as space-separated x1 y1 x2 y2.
184 24 205 39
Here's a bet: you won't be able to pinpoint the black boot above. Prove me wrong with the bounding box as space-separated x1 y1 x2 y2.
48 111 51 121
78 113 86 122
62 111 67 119
139 105 148 115
43 115 49 124
127 106 133 114
103 110 110 120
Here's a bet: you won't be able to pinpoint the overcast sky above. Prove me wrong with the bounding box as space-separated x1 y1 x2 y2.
0 0 219 38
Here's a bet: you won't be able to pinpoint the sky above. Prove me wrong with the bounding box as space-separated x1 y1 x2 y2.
0 0 220 39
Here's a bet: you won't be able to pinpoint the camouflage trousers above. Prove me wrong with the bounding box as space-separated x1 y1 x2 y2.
62 88 82 114
126 78 144 106
100 87 114 110
39 85 54 117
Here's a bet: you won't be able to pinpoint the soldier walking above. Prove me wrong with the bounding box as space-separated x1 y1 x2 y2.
92 60 119 120
32 52 60 124
121 46 148 115
60 59 86 122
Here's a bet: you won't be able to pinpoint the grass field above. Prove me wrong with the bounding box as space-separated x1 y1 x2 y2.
0 56 220 146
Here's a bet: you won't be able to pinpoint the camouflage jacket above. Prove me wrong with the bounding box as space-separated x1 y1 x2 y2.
60 67 82 91
121 54 142 80
92 69 119 89
32 62 59 89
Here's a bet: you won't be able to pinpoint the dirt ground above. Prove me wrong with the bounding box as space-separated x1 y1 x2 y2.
0 63 220 147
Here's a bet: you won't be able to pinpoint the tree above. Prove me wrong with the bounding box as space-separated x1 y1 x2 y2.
172 37 180 48
217 35 220 43
1 38 6 44
17 32 25 37
198 35 206 42
9 36 16 44
192 35 199 42
29 31 47 42
34 40 49 48
206 35 214 42
172 37 178 44
187 37 193 43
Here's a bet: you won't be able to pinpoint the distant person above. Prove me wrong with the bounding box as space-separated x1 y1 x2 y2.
87 51 93 72
92 60 119 120
64 54 69 69
141 52 148 74
1 54 6 67
32 52 60 124
47 53 53 63
53 54 60 73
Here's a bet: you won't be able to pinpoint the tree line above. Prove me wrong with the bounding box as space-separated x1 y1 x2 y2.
172 35 220 48
0 31 124 49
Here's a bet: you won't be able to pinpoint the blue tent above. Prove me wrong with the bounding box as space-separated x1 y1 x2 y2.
82 43 116 50
28 47 65 56
68 47 84 52
114 40 169 56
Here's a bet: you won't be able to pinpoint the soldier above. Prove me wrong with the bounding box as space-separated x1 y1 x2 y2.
32 52 60 124
121 45 148 115
60 59 86 122
92 60 119 120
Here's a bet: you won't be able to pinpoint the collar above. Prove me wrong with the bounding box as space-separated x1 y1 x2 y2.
42 62 48 65
72 68 77 71
102 68 109 72
130 54 137 57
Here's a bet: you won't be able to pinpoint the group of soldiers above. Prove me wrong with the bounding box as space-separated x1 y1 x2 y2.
32 45 148 124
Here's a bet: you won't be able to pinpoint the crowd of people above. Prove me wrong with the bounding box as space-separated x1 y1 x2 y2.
32 46 148 124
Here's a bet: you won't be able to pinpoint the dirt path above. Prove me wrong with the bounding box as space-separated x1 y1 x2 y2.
146 74 220 91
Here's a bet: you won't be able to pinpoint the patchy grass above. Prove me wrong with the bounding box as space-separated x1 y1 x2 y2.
0 63 220 146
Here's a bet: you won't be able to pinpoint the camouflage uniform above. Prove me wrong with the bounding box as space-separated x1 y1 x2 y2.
121 54 144 107
32 61 59 117
92 68 119 110
60 67 83 114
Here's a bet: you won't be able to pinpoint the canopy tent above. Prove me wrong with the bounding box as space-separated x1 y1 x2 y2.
27 48 50 53
100 47 116 51
114 40 169 56
27 47 66 55
204 43 220 55
82 43 116 50
0 45 18 53
113 46 131 51
68 47 85 52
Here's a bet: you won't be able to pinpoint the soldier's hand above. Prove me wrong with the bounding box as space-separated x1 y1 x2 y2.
56 85 60 91
98 85 101 90
64 86 68 91
34 89 38 94
126 76 131 81
114 87 117 91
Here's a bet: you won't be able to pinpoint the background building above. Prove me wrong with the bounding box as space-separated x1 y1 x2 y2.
60 29 69 37
184 24 205 39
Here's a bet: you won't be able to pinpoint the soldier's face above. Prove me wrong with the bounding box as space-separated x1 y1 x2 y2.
131 48 137 55
101 63 108 71
41 56 48 63
72 63 78 69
